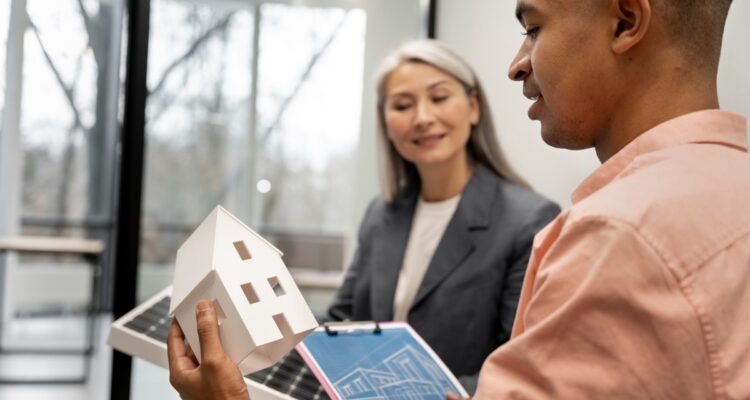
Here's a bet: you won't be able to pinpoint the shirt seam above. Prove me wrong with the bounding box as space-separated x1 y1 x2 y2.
566 214 726 399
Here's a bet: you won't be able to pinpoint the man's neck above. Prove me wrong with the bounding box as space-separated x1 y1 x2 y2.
594 70 720 162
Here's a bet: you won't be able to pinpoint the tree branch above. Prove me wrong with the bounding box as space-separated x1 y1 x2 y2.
149 12 235 97
76 0 94 44
258 11 351 144
208 12 351 210
147 69 190 124
28 18 85 131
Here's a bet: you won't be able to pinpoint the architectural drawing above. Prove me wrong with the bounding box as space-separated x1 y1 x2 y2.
335 345 455 399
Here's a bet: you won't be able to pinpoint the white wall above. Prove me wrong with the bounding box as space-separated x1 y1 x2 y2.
437 1 750 208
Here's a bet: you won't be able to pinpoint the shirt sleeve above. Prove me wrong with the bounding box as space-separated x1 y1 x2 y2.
475 216 714 400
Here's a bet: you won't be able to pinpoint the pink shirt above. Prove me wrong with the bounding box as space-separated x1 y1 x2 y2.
476 110 750 399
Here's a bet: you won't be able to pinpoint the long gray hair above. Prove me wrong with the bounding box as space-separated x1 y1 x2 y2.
375 39 528 202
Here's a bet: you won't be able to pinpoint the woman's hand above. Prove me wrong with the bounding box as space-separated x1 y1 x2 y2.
167 300 250 400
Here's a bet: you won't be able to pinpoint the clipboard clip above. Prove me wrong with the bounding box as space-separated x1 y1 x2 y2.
322 321 382 336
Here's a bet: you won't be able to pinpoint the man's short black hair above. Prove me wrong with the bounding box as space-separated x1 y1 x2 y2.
655 0 733 68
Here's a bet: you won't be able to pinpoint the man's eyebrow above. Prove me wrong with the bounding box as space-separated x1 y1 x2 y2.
515 2 537 24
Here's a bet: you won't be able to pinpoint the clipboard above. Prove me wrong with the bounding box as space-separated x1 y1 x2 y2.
296 321 468 400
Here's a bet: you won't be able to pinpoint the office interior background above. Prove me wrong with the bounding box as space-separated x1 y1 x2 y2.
0 0 747 399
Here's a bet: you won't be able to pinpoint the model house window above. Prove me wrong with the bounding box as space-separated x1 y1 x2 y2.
272 313 293 338
268 276 285 296
241 281 260 304
233 240 252 261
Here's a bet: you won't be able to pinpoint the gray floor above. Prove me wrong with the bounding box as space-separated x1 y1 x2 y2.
0 314 180 400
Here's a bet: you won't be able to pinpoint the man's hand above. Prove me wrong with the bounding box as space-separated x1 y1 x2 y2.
167 300 250 400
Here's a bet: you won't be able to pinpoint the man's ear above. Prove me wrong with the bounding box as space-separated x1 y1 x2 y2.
611 0 651 54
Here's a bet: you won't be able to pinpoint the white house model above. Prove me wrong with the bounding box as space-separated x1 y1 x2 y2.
169 205 318 375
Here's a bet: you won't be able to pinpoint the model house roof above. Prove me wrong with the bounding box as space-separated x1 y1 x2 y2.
169 205 283 315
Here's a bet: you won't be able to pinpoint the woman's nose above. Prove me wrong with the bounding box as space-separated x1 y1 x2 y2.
414 100 435 129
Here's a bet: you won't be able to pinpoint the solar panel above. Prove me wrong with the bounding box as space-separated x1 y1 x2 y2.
108 286 329 400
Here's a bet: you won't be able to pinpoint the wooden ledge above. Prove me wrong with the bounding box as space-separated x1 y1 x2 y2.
289 269 342 289
0 236 104 255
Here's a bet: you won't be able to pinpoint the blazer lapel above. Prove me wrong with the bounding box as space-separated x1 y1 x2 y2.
369 194 417 321
409 213 475 311
409 166 496 312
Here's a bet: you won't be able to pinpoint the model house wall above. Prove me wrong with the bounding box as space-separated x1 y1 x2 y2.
170 206 318 374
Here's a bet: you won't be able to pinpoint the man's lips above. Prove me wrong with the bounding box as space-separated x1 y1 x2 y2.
527 95 543 120
523 89 542 101
523 82 543 120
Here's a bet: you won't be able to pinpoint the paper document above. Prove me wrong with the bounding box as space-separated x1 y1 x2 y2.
297 322 467 400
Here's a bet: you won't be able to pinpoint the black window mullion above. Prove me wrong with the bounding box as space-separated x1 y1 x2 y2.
110 0 150 398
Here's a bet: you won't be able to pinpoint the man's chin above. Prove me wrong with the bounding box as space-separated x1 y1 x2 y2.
540 128 592 150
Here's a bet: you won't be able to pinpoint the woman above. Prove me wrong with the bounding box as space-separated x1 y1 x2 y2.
325 39 559 393
167 39 559 398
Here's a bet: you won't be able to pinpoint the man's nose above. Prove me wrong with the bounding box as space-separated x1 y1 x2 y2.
508 45 531 81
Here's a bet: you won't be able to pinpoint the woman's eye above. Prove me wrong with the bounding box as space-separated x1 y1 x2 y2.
522 26 540 39
392 103 412 111
432 95 448 103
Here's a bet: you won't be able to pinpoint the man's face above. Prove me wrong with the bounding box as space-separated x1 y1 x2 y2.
509 0 619 150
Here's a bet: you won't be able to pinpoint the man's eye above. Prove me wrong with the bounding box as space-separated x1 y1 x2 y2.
522 26 540 39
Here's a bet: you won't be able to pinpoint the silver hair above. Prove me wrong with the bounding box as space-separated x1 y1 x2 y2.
374 39 529 202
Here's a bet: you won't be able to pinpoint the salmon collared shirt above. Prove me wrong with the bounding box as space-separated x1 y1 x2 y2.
476 110 750 399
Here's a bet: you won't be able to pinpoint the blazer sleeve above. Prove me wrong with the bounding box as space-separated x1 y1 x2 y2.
500 200 561 339
326 198 379 322
460 200 560 394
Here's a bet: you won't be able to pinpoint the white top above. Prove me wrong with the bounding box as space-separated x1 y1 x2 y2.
392 194 462 321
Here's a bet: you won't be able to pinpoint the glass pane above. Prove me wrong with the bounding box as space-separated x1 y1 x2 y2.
140 0 257 300
22 0 121 225
6 0 123 309
138 1 368 304
0 3 7 122
252 4 366 266
0 0 123 385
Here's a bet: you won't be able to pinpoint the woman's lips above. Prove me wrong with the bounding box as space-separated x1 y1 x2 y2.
413 134 446 147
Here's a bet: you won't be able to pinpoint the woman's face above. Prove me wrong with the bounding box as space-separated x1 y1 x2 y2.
383 62 479 172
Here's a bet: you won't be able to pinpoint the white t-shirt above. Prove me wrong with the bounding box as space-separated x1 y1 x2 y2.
392 194 461 321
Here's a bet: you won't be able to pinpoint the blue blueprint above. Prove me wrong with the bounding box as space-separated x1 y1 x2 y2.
301 326 465 400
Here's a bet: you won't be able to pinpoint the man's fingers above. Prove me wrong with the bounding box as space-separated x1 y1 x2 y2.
186 345 198 364
168 319 198 370
195 300 224 364
168 320 187 362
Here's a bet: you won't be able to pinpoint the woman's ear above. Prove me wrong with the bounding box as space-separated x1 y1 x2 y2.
612 0 651 54
469 89 481 125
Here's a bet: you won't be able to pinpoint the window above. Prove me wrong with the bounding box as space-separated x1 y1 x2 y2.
233 240 252 260
268 276 285 296
241 281 260 304
0 0 124 341
137 0 369 302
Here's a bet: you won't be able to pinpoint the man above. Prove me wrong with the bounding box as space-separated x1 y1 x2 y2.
168 0 749 398
467 0 749 398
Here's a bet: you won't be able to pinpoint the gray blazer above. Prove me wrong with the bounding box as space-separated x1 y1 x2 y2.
327 165 560 393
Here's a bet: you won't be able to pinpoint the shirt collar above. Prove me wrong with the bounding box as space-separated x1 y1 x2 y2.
572 109 747 204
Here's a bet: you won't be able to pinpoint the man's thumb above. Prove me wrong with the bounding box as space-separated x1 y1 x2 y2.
195 300 223 364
